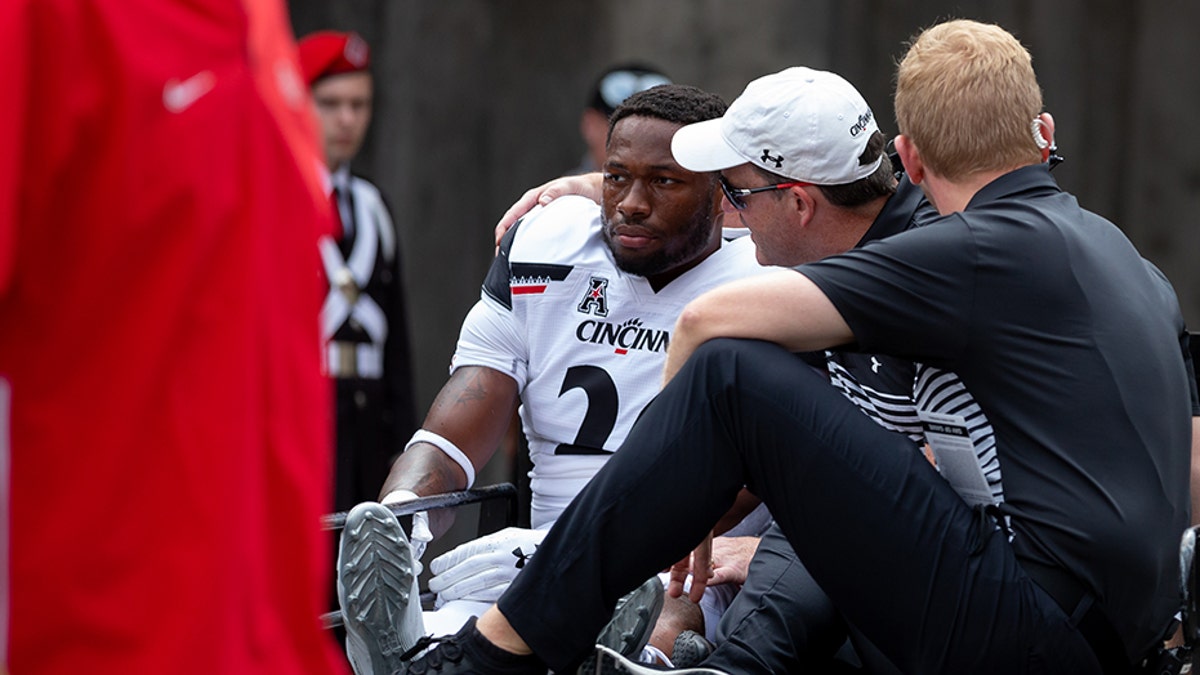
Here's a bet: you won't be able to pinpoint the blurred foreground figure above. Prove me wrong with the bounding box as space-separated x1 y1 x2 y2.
0 1 348 673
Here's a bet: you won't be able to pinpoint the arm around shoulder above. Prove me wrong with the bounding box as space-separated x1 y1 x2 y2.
493 172 605 246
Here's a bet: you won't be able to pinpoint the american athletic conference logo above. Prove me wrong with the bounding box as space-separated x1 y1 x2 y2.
577 276 610 316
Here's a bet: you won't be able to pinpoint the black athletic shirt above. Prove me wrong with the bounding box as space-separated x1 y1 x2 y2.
821 176 934 442
799 164 1191 661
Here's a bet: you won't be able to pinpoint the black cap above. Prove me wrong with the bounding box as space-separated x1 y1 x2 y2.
587 62 672 116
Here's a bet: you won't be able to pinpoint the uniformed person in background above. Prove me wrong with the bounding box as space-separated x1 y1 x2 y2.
298 31 418 513
570 62 671 175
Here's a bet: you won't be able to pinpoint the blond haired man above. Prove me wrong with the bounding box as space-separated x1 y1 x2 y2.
396 20 1193 675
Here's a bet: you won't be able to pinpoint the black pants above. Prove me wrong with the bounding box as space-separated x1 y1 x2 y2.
705 522 905 674
705 522 848 673
498 339 1101 674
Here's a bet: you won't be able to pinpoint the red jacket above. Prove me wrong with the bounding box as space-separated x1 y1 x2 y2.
0 0 345 672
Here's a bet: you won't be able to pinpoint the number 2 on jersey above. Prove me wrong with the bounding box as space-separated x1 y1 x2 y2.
554 365 618 455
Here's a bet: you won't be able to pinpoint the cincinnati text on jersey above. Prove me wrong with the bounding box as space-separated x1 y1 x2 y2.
575 317 669 355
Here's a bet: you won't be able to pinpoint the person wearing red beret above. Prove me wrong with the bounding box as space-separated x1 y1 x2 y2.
296 31 419 521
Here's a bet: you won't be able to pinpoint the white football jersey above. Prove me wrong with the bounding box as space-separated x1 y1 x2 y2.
452 196 768 528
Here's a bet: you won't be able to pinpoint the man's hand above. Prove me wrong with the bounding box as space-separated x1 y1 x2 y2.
666 533 761 604
381 489 433 573
493 173 604 247
708 535 760 587
427 527 548 604
668 532 714 604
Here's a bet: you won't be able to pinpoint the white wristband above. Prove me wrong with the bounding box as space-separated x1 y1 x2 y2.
405 429 476 489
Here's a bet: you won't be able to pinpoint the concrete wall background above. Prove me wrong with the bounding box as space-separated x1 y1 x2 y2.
290 0 1200 431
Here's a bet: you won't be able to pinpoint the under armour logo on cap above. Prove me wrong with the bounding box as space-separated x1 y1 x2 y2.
761 149 784 168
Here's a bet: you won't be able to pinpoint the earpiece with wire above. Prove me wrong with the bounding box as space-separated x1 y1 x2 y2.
1031 117 1065 170
1031 118 1050 149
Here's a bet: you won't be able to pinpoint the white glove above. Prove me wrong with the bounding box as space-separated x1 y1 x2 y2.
427 527 547 605
381 489 433 575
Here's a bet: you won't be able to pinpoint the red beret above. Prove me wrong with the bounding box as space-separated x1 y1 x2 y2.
297 31 370 86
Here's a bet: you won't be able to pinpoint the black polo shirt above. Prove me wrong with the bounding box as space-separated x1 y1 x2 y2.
800 164 1191 661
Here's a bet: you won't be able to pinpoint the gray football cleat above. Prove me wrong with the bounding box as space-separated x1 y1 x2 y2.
337 502 426 675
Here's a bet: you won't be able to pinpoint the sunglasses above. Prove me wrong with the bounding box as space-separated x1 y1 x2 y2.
719 176 810 211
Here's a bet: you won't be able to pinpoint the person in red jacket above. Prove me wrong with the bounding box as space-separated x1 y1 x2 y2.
0 1 347 673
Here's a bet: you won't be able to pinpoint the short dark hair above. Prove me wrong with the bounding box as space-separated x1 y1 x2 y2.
754 130 895 207
607 84 728 144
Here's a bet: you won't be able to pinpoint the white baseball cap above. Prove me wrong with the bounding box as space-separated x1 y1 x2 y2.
671 67 882 185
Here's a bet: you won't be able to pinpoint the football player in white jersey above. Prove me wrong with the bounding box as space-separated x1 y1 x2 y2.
334 83 774 675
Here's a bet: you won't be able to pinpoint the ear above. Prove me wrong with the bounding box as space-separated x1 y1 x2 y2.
1036 112 1056 162
790 183 818 228
893 135 925 185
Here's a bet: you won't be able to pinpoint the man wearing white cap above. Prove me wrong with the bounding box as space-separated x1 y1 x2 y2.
399 20 1193 675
